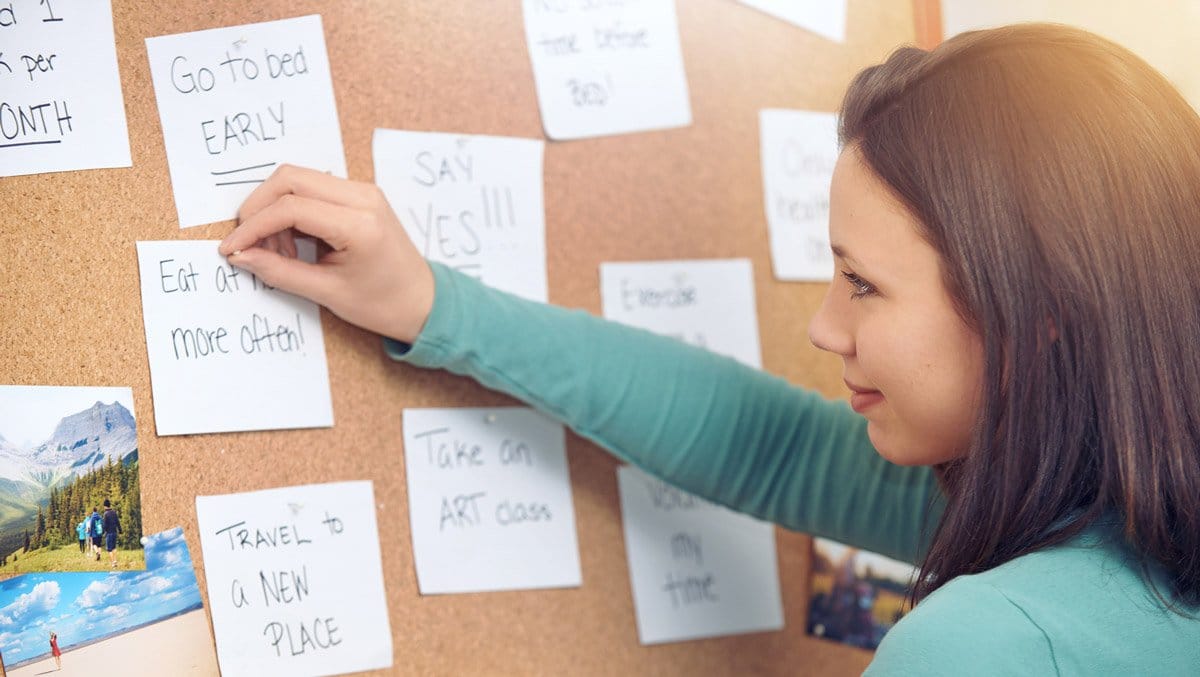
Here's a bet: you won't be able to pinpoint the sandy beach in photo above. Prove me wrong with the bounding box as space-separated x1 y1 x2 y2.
8 609 218 676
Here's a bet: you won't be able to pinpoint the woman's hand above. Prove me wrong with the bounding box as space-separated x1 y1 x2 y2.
218 165 434 344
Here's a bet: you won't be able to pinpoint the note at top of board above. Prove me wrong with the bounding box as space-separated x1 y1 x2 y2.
145 14 346 228
0 0 131 177
522 0 692 140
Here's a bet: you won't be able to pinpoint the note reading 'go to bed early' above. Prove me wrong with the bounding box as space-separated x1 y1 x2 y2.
145 14 346 228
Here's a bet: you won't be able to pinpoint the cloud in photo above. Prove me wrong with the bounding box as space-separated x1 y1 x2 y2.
0 580 60 628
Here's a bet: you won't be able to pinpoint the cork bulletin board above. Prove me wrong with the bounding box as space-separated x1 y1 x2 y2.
0 1 923 674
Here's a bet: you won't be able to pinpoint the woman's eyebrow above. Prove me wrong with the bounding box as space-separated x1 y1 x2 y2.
830 244 858 265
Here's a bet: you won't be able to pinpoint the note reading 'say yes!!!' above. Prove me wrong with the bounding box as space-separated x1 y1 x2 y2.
0 0 131 177
522 0 692 140
135 240 333 436
403 407 581 594
618 465 784 645
374 129 548 302
600 258 763 368
145 14 347 228
760 109 838 281
196 481 393 677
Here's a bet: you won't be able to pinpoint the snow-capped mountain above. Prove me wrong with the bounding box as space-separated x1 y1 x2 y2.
0 402 137 488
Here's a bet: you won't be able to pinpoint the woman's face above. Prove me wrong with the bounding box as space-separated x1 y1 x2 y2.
808 147 984 466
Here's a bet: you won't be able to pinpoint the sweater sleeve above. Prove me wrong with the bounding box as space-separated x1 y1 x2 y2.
386 263 943 563
865 578 1059 676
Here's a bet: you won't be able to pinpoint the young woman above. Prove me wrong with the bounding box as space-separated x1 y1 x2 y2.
218 24 1199 673
48 631 60 671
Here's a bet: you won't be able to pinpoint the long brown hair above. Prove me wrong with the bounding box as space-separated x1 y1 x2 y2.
838 24 1200 606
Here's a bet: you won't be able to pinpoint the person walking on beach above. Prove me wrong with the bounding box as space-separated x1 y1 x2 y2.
87 507 102 561
48 631 61 671
102 499 121 569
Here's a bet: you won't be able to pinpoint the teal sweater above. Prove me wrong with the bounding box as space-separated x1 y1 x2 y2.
387 263 1199 675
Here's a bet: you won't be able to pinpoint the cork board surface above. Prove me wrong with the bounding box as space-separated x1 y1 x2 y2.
0 1 916 674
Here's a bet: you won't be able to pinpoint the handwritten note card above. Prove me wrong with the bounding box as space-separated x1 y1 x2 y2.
760 109 838 281
403 407 581 594
617 465 784 644
0 0 130 177
600 258 762 368
145 14 347 228
522 0 692 139
196 481 392 677
135 240 332 435
374 129 548 302
738 0 848 42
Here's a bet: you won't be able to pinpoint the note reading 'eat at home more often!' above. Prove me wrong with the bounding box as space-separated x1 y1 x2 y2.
145 14 346 228
0 0 131 177
373 129 548 302
403 407 582 594
196 481 393 677
135 240 333 436
522 0 692 140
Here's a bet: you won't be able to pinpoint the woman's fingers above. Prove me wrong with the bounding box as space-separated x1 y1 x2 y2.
227 246 337 307
220 193 361 256
238 164 379 222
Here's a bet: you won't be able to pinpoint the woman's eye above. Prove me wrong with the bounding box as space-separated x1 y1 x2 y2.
841 270 876 299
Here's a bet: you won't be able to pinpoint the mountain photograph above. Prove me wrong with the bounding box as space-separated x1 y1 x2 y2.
0 386 145 575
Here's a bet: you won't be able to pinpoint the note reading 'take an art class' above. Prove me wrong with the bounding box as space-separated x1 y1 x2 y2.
617 465 784 645
0 0 131 177
522 0 692 140
403 407 581 594
760 109 838 281
374 129 548 302
135 240 332 436
600 258 763 368
145 14 346 228
196 481 393 677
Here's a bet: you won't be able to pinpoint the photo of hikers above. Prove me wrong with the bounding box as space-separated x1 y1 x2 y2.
806 537 918 651
0 386 144 575
0 528 218 676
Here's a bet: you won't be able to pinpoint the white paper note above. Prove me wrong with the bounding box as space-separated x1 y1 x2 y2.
617 465 784 644
196 481 393 677
403 407 581 594
738 0 848 42
522 0 692 139
0 0 131 177
760 109 838 281
600 258 762 368
145 15 347 228
374 129 548 302
135 240 333 435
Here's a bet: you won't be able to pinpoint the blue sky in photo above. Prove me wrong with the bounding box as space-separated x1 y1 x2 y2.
0 528 204 665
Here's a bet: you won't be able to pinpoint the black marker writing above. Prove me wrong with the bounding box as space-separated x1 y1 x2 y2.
214 520 314 551
262 617 342 657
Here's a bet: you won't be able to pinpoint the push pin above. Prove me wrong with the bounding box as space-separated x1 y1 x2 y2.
485 413 497 424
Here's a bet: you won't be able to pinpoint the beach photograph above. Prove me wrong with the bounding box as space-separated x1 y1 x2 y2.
0 527 218 675
807 537 918 650
0 386 144 575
